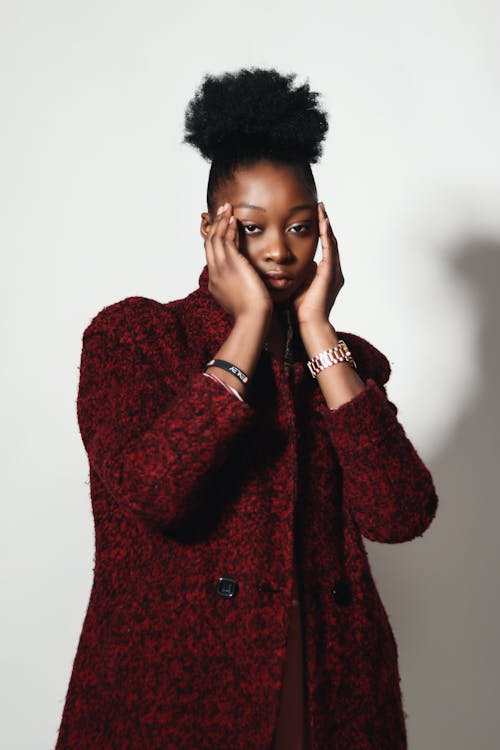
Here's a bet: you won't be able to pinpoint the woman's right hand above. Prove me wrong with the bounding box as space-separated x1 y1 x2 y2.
204 202 273 320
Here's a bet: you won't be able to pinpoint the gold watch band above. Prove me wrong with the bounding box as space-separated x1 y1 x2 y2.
306 339 357 379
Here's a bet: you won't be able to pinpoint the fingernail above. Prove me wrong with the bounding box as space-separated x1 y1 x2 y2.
217 205 224 215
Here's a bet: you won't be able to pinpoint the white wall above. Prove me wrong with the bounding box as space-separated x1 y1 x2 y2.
1 1 499 748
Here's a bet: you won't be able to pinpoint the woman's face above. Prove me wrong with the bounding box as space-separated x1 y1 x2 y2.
200 160 319 304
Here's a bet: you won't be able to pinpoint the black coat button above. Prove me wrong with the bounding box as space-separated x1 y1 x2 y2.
333 579 352 605
216 576 238 598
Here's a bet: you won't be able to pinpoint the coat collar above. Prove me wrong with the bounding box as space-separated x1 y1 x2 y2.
187 264 391 388
193 264 308 367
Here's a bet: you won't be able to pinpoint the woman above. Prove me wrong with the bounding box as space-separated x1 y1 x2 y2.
55 67 438 749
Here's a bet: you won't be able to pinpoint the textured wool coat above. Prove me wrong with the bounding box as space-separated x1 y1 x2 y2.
56 264 438 750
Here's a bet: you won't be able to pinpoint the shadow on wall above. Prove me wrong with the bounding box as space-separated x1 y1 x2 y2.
364 237 500 750
421 238 500 749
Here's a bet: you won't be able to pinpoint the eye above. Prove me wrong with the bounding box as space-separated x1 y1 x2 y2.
241 223 261 234
288 223 311 234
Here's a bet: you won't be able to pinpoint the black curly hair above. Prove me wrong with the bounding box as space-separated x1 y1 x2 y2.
183 67 329 215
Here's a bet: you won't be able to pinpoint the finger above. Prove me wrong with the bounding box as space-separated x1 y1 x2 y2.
219 206 243 263
317 203 333 264
205 204 222 254
210 203 232 265
336 255 345 289
318 201 338 239
204 232 215 268
207 203 226 240
227 214 240 252
307 259 318 283
318 203 344 291
320 203 340 259
318 201 328 221
205 206 223 268
224 214 240 255
205 204 229 277
205 208 225 256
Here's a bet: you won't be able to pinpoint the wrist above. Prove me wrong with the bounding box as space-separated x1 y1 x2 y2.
234 306 272 334
210 307 271 390
299 319 339 357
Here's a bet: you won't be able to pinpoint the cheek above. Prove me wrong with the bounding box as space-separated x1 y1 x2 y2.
237 233 260 262
239 244 259 264
297 239 318 267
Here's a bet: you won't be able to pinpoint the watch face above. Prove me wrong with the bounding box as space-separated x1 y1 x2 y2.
338 340 356 368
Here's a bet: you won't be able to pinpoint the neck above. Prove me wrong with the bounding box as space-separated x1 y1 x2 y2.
265 304 294 360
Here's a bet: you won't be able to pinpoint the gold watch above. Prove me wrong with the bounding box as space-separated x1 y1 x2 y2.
306 339 357 378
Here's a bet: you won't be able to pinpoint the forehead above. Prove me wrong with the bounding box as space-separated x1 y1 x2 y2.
222 161 313 209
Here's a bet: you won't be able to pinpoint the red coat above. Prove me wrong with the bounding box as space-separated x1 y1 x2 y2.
56 265 438 749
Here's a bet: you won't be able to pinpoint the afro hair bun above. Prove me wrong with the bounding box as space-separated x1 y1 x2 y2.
183 67 329 164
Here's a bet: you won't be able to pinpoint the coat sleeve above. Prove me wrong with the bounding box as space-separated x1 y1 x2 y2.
76 297 255 529
319 334 438 543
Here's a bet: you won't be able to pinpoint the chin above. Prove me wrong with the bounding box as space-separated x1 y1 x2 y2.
270 288 297 307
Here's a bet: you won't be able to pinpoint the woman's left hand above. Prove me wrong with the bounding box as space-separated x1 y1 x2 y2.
292 202 344 326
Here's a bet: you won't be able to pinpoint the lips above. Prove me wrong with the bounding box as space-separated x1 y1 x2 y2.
264 272 293 280
263 272 294 289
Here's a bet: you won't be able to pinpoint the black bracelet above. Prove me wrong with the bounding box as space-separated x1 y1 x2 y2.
205 358 249 385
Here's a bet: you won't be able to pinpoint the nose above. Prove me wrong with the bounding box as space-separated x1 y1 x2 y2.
265 233 292 263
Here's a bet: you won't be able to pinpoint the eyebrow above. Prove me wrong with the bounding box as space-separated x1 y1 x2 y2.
233 202 316 215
